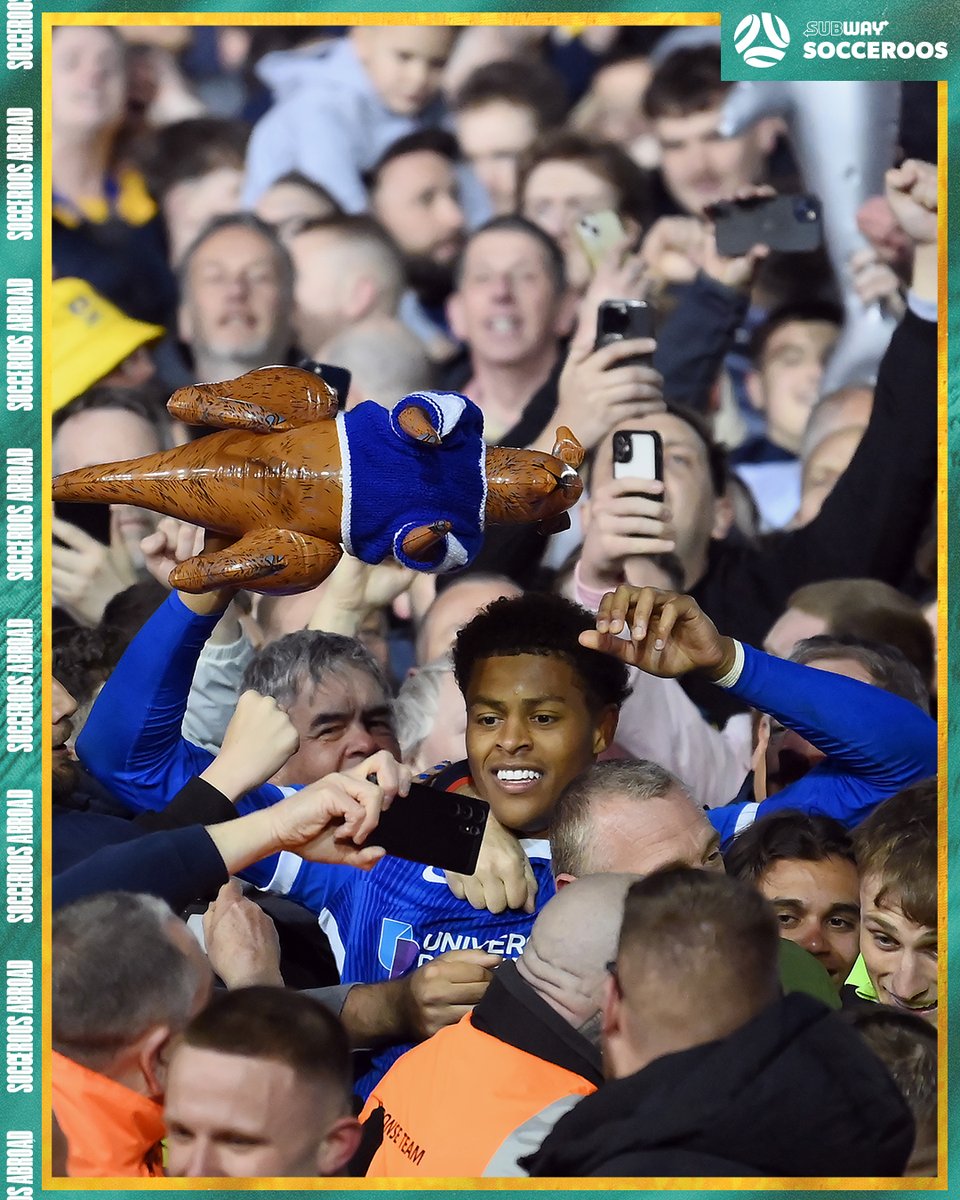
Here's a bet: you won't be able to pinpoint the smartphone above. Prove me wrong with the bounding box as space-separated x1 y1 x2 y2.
576 209 627 271
368 782 489 875
295 358 352 410
711 194 823 257
53 499 111 546
595 299 654 368
612 429 663 486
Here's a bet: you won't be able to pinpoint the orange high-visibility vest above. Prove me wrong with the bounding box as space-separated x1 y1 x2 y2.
360 1013 596 1178
52 1050 165 1178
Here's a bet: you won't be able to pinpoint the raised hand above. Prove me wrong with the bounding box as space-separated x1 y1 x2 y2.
578 477 674 590
202 880 283 988
579 584 734 679
885 160 937 247
200 690 300 800
308 553 417 636
640 216 707 287
268 770 396 870
700 185 775 291
140 515 205 587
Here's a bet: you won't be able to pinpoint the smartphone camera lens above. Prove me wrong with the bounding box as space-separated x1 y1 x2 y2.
613 432 631 463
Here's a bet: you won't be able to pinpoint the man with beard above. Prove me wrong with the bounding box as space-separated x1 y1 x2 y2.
157 214 296 389
367 130 467 360
50 677 250 872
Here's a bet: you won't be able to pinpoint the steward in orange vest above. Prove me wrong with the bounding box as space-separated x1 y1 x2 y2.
360 960 602 1177
52 1050 165 1178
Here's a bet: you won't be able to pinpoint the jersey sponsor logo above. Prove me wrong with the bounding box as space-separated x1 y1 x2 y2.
421 866 447 884
378 922 531 975
420 930 529 958
378 918 420 979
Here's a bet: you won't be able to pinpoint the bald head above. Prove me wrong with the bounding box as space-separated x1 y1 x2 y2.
322 316 434 408
516 873 639 1037
802 384 873 460
417 574 523 665
290 216 406 355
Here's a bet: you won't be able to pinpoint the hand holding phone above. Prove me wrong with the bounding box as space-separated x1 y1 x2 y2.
710 193 823 257
612 429 663 490
369 782 490 875
576 209 628 272
595 300 654 368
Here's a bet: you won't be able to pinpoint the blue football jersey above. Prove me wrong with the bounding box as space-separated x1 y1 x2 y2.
260 835 556 1098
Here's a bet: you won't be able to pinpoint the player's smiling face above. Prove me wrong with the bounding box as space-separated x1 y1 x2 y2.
464 653 615 835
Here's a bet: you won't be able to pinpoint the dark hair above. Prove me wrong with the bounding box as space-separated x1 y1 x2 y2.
139 117 250 201
452 591 630 713
725 810 855 884
851 778 937 930
52 625 128 706
454 214 567 294
101 579 169 642
52 381 172 441
748 300 845 366
790 635 931 712
454 58 569 129
517 129 653 229
366 128 461 192
181 987 352 1111
643 44 729 120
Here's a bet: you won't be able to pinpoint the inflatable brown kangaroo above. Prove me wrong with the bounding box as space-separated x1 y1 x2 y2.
52 366 584 595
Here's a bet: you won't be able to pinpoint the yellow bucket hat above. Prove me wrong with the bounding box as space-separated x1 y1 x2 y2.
51 277 165 414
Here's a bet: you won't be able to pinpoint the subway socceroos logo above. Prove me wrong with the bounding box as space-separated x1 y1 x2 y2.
802 20 947 60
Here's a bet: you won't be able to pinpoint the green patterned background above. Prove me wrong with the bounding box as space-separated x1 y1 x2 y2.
0 1 953 1197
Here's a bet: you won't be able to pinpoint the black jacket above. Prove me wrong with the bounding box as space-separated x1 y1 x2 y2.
522 993 914 1178
472 959 604 1087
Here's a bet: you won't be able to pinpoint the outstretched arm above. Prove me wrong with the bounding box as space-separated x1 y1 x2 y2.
75 591 227 810
584 586 936 835
53 767 398 912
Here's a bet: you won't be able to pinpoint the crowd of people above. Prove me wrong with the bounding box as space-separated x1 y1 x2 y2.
49 20 940 1181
